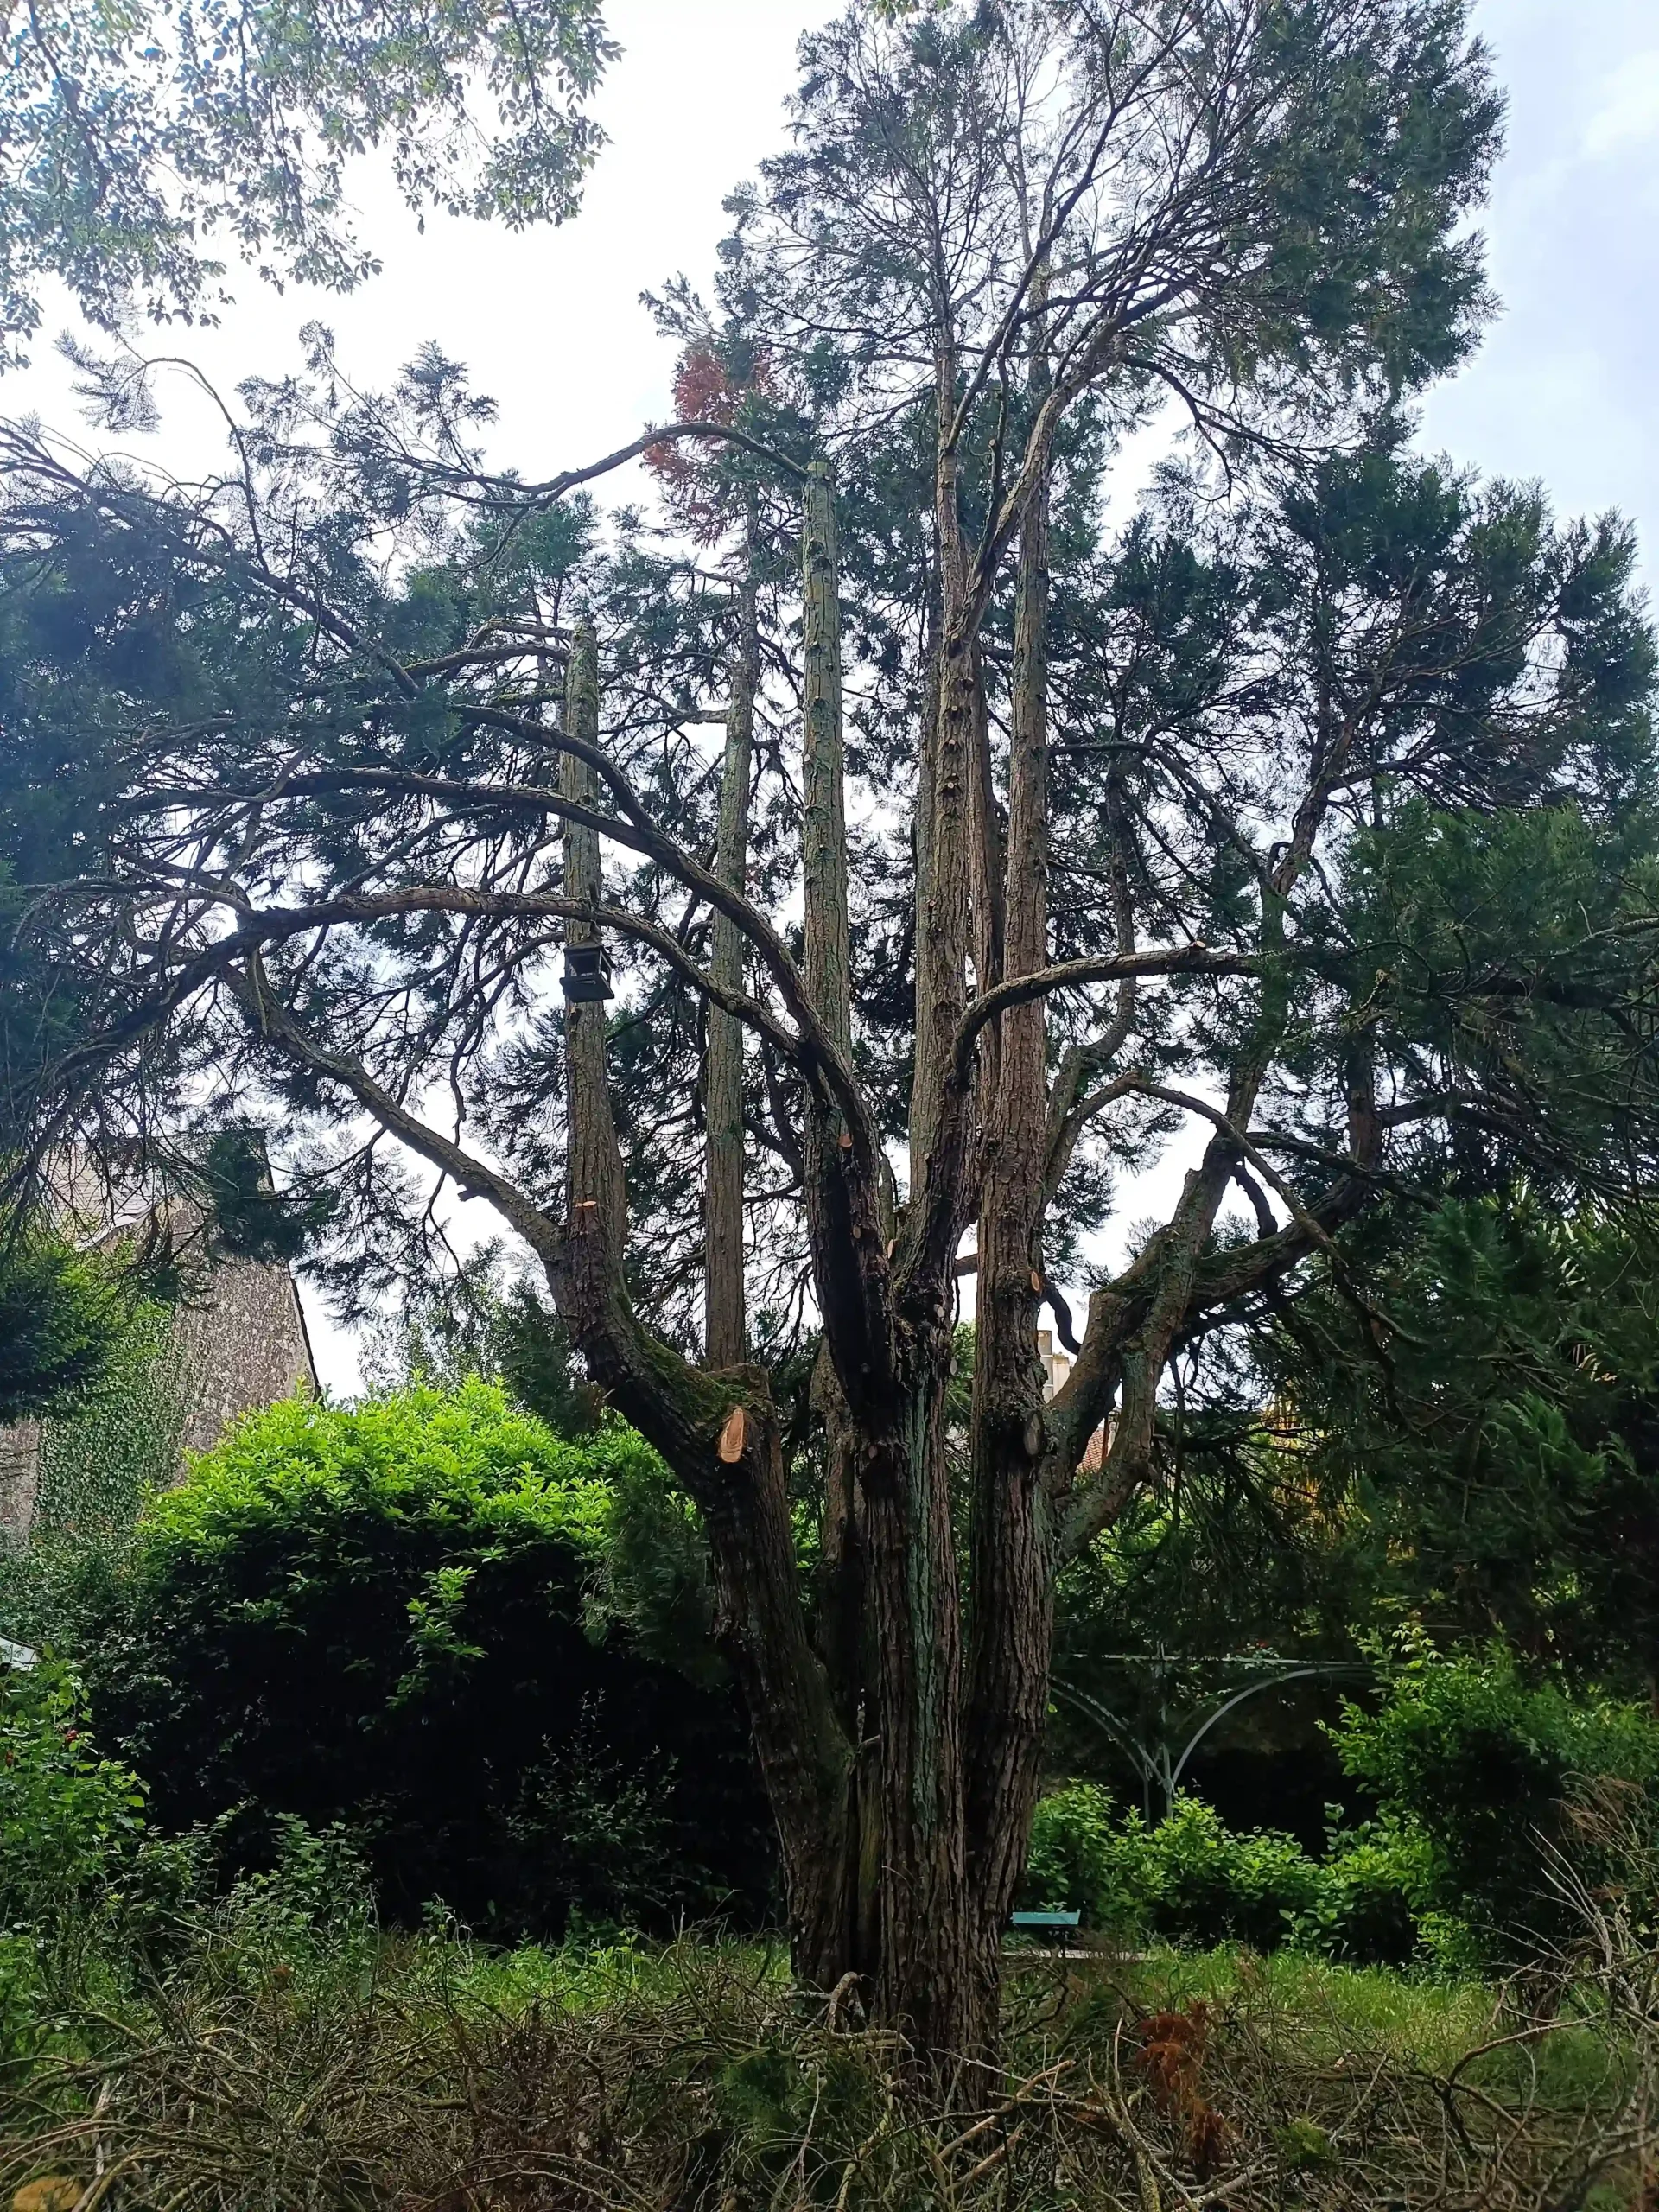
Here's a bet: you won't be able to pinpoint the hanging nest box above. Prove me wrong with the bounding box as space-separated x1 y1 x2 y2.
563 943 613 1004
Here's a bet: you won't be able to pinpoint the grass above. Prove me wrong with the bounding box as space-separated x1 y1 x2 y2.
1097 1944 1504 2067
1068 1942 1631 2107
386 1933 1546 2073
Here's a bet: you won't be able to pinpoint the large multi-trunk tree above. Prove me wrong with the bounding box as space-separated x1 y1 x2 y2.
8 0 1659 2058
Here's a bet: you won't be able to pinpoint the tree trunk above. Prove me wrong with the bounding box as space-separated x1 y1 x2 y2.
552 462 1030 2070
704 511 758 1369
964 416 1055 1999
861 1359 980 2055
561 623 627 1254
802 461 852 1071
798 452 987 2059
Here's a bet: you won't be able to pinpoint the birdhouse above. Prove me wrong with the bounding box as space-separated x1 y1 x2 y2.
562 944 613 1004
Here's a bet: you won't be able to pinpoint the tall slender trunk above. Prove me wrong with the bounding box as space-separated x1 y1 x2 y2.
910 349 976 1213
562 623 626 1254
802 461 852 1071
847 346 982 2056
964 412 1055 2005
967 646 1004 1122
796 462 874 1993
909 587 942 1204
799 454 982 2058
704 511 758 1369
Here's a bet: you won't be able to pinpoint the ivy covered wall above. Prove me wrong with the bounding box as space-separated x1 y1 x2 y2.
33 1301 189 1539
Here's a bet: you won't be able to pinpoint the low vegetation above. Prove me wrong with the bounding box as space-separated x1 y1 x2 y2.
7 1386 772 1939
7 1449 1659 2207
5 1835 1658 2210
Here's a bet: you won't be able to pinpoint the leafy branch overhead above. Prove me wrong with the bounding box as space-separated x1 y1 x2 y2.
0 0 616 366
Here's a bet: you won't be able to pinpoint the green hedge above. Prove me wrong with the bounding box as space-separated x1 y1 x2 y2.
1329 1637 1659 1955
1023 1785 1427 1961
79 1382 774 1939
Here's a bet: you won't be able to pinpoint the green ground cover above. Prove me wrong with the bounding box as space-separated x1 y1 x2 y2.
4 1894 1650 2211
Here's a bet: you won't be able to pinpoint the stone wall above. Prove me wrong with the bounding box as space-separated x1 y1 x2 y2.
0 1257 317 1543
173 1259 318 1461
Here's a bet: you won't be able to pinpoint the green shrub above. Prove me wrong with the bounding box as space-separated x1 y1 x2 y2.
1026 1785 1332 1952
77 1383 773 1940
1024 1784 1432 1961
1328 1637 1659 1956
1030 1641 1659 1967
1146 1796 1327 1949
1294 1819 1434 1966
0 1513 137 1657
0 1658 147 1923
1024 1782 1142 1929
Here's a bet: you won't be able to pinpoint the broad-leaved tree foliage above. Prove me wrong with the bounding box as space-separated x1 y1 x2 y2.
10 0 1658 2057
1 0 614 365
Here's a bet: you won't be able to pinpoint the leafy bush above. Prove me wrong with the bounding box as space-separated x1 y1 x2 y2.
1026 1786 1335 1952
1028 1640 1659 1967
1328 1637 1659 1957
1024 1781 1141 1929
1289 1819 1435 1967
78 1383 773 1939
1144 1798 1328 1950
1025 1784 1433 1961
0 1658 147 1924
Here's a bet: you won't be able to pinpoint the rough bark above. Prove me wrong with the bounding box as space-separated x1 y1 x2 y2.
847 349 983 2058
906 346 976 1243
799 462 894 1420
561 624 627 1255
963 417 1055 2009
811 1343 883 1987
802 462 852 1070
704 515 758 1369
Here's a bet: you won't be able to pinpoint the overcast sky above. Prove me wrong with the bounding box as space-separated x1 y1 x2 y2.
8 0 1656 1391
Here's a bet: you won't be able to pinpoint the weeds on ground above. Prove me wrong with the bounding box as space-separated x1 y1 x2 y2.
3 1839 1658 2212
